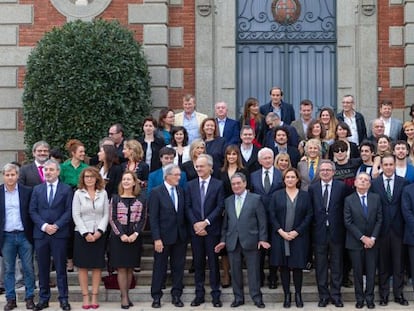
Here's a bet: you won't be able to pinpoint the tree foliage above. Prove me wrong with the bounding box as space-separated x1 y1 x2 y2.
23 19 152 157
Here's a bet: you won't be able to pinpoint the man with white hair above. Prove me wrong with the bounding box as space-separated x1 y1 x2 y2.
215 101 240 146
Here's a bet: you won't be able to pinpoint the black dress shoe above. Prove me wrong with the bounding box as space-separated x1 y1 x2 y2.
283 293 291 308
25 298 35 310
212 299 222 308
33 301 49 311
355 301 364 309
379 296 388 306
254 300 265 308
60 301 71 311
395 296 409 306
190 298 205 307
152 299 161 308
366 301 375 309
230 300 244 308
172 296 184 307
4 300 17 311
318 299 329 307
332 299 344 308
295 293 303 308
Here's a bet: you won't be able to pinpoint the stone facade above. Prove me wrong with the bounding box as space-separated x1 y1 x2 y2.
0 0 410 165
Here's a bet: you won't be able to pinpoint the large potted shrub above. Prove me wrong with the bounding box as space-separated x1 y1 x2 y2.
23 19 152 157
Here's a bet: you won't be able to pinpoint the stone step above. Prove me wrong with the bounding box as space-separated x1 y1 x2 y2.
16 284 414 303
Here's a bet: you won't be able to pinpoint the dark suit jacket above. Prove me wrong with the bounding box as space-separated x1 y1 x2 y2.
219 118 240 146
205 137 225 178
344 192 382 250
337 111 367 144
250 168 283 216
370 174 408 238
0 184 33 248
260 100 296 125
402 184 414 246
18 163 43 187
221 192 267 252
104 164 122 199
308 180 348 245
239 145 261 174
239 116 267 147
29 182 73 239
269 189 313 268
137 136 165 172
148 184 187 245
185 178 224 236
270 145 301 168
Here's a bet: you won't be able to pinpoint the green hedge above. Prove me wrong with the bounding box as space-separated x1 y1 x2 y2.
23 19 152 157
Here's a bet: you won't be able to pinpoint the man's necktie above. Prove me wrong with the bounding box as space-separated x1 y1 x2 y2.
264 170 271 193
38 166 45 183
235 196 242 218
170 187 176 210
309 161 315 180
386 178 392 202
361 195 368 218
323 184 329 226
48 184 54 207
200 180 206 219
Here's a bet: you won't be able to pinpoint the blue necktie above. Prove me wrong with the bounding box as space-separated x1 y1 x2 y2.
200 181 206 219
48 184 54 207
361 195 368 218
170 187 176 208
309 161 315 180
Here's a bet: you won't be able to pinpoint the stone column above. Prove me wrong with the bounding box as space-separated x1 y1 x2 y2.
405 0 414 111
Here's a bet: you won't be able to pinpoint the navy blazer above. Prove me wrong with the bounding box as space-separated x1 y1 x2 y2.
260 100 296 125
402 184 414 246
250 168 283 217
29 181 73 239
205 137 226 178
148 184 187 245
344 192 382 250
218 118 240 146
370 174 408 238
18 162 42 187
308 180 348 245
185 178 224 236
0 184 33 248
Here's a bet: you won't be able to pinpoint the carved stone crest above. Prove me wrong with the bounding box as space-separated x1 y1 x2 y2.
271 0 301 25
50 0 112 21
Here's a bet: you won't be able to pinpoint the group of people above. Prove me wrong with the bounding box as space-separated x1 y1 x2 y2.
2 88 414 311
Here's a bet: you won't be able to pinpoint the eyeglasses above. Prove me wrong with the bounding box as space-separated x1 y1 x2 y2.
333 149 346 153
319 169 333 172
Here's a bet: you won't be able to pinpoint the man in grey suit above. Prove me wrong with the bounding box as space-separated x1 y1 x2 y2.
344 172 382 309
368 100 402 141
215 173 269 309
291 99 314 141
18 141 50 187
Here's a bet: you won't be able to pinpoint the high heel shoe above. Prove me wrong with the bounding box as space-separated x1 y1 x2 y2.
90 293 99 309
283 293 291 308
82 294 90 309
295 292 303 308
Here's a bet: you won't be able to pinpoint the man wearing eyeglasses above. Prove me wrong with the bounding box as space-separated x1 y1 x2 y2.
108 123 126 163
308 160 349 307
337 95 367 145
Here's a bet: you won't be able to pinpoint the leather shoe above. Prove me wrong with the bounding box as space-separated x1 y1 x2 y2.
254 300 265 308
395 296 409 306
213 299 222 308
379 296 388 306
33 302 49 311
295 293 303 308
172 296 184 308
332 299 344 308
4 300 17 311
318 299 329 307
190 298 205 307
283 293 291 308
366 301 375 309
355 301 364 309
25 299 35 310
230 300 244 308
60 301 71 311
151 299 161 308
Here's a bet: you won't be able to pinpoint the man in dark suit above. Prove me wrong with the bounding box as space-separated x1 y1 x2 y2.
185 154 224 307
149 164 188 308
344 172 382 309
215 172 269 308
370 154 409 306
29 159 73 311
336 95 367 145
250 147 282 289
264 112 299 148
308 160 348 307
215 101 240 146
266 126 301 168
108 123 127 163
239 126 260 174
259 86 295 125
18 141 50 187
0 163 35 311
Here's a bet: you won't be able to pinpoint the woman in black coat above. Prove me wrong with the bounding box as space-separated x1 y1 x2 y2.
269 168 312 308
137 116 165 172
200 118 225 178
